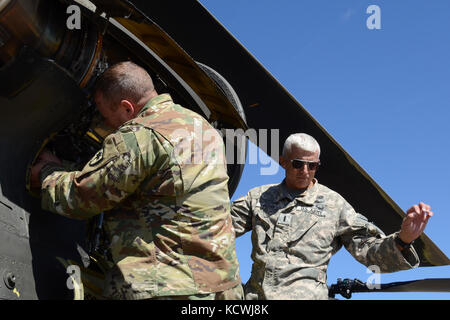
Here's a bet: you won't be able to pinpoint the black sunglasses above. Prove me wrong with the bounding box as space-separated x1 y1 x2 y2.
290 159 320 170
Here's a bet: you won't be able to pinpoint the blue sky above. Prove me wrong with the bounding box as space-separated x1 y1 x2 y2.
198 0 450 300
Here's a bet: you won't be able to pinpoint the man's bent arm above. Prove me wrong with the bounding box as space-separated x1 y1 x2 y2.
338 201 420 272
41 129 149 220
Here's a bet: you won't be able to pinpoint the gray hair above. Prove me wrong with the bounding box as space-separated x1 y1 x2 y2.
282 133 321 158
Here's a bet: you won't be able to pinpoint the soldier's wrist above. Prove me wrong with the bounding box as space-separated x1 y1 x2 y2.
395 232 414 251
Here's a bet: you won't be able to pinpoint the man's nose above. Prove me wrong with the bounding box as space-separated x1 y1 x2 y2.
295 163 309 174
301 164 309 174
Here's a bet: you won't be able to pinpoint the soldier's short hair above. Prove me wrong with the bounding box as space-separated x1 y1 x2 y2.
94 61 154 109
282 133 321 158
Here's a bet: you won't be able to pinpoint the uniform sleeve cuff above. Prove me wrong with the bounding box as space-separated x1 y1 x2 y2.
39 162 66 185
392 231 420 269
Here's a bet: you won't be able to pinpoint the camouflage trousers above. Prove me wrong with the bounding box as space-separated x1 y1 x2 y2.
151 284 244 300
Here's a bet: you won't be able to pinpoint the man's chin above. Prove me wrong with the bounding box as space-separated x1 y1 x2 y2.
294 178 310 189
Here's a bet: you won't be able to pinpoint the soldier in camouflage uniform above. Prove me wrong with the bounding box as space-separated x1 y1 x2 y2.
231 133 434 300
30 61 243 300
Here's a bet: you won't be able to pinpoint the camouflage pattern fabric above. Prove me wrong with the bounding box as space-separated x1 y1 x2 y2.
41 94 242 299
150 283 244 300
231 179 420 300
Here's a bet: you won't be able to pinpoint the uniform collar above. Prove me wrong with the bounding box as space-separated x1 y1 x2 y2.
277 179 319 205
139 93 173 116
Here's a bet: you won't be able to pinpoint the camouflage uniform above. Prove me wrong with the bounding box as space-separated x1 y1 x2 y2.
40 94 242 299
231 179 419 300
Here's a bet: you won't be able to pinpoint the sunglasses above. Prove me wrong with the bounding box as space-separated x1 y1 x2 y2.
290 159 320 170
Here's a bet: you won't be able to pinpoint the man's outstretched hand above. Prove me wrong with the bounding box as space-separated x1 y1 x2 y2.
399 202 434 244
30 149 62 189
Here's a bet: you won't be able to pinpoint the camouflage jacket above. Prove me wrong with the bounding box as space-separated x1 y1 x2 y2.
231 179 419 300
41 94 241 299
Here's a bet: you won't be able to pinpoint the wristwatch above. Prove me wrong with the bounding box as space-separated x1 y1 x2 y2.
394 233 413 250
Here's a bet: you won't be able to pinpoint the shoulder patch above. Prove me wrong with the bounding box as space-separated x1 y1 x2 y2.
89 147 104 167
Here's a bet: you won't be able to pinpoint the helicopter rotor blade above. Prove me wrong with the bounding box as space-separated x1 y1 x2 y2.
329 278 450 299
377 278 450 293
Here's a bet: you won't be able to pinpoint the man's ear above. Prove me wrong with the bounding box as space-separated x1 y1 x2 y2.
120 99 135 115
279 156 287 170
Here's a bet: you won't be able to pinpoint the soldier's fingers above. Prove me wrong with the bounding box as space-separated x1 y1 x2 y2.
419 202 431 213
406 212 415 220
406 205 420 216
414 210 428 224
421 210 428 223
423 211 434 222
419 209 434 220
419 213 433 231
